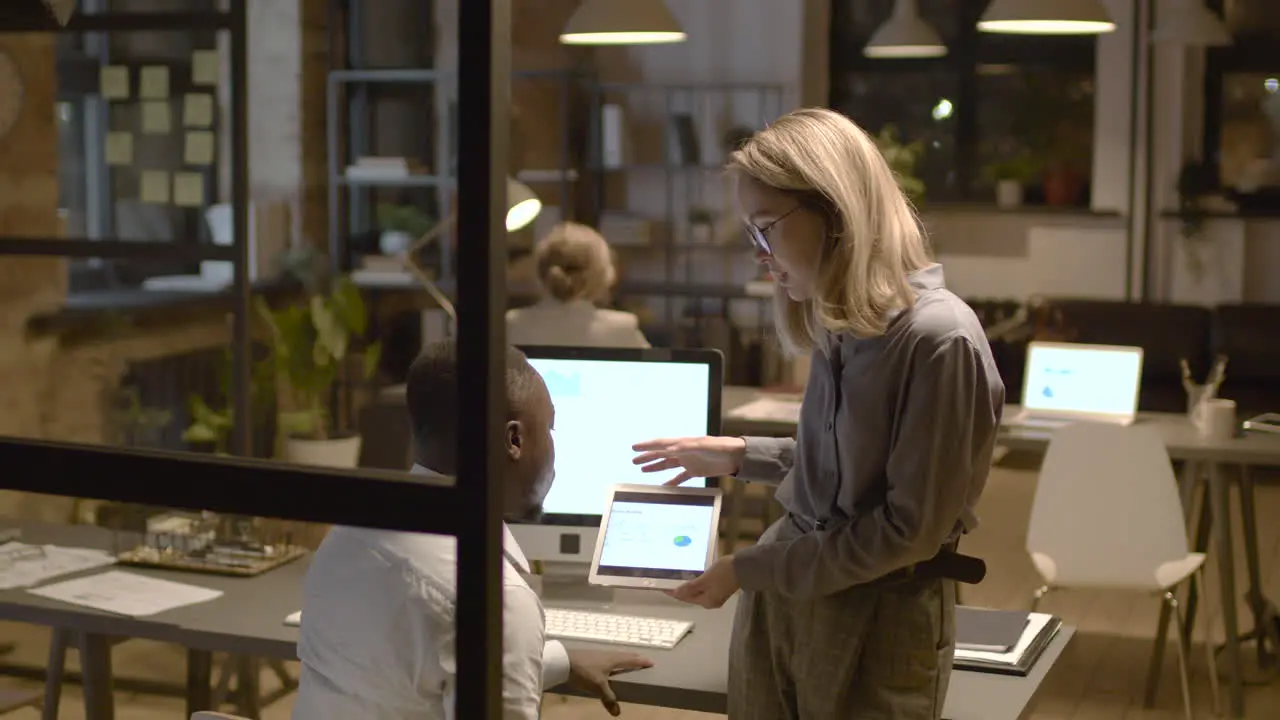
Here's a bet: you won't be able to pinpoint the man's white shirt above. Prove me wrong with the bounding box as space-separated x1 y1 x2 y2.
292 465 570 719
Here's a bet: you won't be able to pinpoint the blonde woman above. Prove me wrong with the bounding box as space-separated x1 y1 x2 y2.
632 108 1005 719
506 221 650 349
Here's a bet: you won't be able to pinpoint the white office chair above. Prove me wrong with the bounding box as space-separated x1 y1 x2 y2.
1026 422 1219 720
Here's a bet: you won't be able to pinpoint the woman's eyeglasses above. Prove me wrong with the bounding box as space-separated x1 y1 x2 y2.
745 204 802 255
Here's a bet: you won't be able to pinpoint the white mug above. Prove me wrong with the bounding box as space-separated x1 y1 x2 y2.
1192 398 1238 440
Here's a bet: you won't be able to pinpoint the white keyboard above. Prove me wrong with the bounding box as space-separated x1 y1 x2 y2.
544 608 693 650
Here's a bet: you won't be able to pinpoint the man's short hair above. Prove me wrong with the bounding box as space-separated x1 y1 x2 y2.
405 341 543 465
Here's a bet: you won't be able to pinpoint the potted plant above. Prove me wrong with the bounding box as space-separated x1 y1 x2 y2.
257 270 381 468
874 124 926 204
375 203 433 256
107 386 173 449
1013 71 1093 206
1176 160 1220 281
981 150 1040 209
181 347 277 455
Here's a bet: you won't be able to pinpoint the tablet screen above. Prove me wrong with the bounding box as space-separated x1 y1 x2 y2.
596 490 718 581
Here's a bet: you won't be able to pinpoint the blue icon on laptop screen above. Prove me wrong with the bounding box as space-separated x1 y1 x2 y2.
672 535 692 547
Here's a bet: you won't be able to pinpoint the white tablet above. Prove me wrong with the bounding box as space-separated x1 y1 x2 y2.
588 484 723 590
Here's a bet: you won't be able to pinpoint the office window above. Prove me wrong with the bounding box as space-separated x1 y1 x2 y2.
829 0 1097 206
55 1 226 292
1204 0 1279 209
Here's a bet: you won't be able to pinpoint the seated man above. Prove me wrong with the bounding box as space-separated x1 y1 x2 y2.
295 341 651 719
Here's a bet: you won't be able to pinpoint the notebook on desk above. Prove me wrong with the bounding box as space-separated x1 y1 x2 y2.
955 607 1028 653
954 611 1062 677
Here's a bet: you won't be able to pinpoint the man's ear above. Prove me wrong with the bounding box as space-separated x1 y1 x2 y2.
505 420 523 461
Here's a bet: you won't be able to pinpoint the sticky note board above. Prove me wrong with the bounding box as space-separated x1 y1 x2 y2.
141 101 171 134
183 93 214 128
192 50 219 86
99 66 129 100
173 172 205 208
104 132 133 166
139 66 170 100
184 131 215 166
140 171 170 204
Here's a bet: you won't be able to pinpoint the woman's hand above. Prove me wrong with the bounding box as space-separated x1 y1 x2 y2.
631 436 748 486
666 556 740 609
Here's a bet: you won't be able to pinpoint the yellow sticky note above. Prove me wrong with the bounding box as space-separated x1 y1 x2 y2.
99 66 129 100
173 172 205 208
140 171 170 204
141 101 171 134
184 130 216 166
104 132 133 166
183 93 214 128
139 66 169 99
192 50 219 86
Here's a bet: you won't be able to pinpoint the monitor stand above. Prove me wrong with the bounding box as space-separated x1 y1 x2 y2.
534 561 618 606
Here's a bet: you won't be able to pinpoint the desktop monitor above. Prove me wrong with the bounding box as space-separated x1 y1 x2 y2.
1019 341 1145 424
513 346 723 565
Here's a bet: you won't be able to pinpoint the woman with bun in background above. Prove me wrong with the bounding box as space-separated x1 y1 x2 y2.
506 221 650 349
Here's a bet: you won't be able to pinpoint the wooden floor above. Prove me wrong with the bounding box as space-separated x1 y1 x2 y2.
0 458 1278 718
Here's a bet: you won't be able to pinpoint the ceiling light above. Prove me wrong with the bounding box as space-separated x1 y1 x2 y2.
865 0 947 58
1151 0 1232 46
978 0 1116 35
560 0 686 46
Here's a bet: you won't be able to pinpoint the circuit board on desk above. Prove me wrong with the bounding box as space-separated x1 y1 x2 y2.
116 544 307 577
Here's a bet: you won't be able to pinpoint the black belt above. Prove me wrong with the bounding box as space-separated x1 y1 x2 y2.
786 513 987 586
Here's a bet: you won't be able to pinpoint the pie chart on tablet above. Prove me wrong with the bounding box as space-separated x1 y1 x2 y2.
672 535 692 547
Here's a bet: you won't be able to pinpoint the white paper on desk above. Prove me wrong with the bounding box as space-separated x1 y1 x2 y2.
28 570 223 617
954 612 1054 665
727 397 803 423
0 545 117 591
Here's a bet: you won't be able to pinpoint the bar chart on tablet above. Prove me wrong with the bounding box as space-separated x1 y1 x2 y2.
598 502 713 571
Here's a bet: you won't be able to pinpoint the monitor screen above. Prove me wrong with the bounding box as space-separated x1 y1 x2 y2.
525 353 715 519
1022 343 1144 416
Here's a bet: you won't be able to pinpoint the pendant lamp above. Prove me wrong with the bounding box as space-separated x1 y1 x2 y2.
1151 0 1232 46
560 0 686 46
978 0 1116 35
865 0 947 58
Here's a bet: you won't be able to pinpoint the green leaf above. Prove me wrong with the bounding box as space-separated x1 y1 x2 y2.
363 343 383 380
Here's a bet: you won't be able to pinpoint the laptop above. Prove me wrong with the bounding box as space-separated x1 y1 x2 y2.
1005 341 1144 429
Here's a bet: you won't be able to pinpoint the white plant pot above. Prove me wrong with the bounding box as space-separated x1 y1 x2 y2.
995 180 1024 209
379 230 413 256
283 435 362 468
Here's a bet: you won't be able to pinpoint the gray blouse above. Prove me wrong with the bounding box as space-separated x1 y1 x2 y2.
733 264 1005 597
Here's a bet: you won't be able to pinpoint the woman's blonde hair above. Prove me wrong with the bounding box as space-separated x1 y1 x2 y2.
534 221 617 302
727 107 932 354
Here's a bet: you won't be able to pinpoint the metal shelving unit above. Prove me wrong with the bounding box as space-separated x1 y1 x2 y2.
586 83 786 366
325 6 588 284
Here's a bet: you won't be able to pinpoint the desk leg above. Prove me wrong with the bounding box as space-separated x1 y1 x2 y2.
186 649 213 716
1209 463 1245 717
1233 465 1280 672
235 656 261 719
77 633 114 720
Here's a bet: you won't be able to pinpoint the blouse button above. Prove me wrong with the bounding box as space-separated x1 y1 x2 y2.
825 421 834 432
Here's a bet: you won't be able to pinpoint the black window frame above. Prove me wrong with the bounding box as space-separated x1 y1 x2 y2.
828 0 1097 203
1201 0 1276 191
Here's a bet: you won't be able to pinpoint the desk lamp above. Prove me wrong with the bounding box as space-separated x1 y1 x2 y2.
400 176 542 324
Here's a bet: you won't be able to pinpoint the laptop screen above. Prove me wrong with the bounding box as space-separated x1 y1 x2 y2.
1022 342 1144 418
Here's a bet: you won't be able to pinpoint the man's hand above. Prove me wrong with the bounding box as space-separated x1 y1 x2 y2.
666 555 740 609
567 648 653 716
